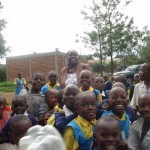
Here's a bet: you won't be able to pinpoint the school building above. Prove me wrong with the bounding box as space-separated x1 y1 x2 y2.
6 51 87 82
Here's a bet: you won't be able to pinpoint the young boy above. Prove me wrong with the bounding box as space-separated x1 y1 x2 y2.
92 116 129 150
94 77 109 100
21 72 48 120
47 84 79 133
0 95 37 144
79 70 102 106
45 89 58 111
127 92 150 150
102 87 130 141
9 114 32 145
41 70 61 95
63 91 96 150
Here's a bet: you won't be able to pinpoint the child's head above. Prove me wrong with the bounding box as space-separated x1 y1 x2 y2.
134 73 140 84
113 75 126 86
9 114 32 145
0 143 19 150
75 92 96 121
63 84 79 112
45 89 58 110
112 82 126 91
94 77 105 92
103 75 108 82
57 89 64 109
95 116 120 150
12 95 28 114
138 92 150 122
31 72 45 92
80 70 92 90
108 87 127 117
48 70 58 86
17 72 22 79
0 96 7 110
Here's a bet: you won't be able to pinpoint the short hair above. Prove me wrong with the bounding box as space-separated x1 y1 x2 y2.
0 143 19 150
74 91 96 106
57 89 64 102
9 114 32 130
0 96 8 105
96 116 119 131
64 84 79 93
12 95 27 105
112 82 126 90
48 70 57 76
138 92 150 104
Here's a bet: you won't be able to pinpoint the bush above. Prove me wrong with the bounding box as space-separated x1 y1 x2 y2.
0 65 6 81
0 81 15 92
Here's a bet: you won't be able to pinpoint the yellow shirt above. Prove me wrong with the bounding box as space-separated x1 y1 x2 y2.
46 81 60 89
79 86 102 104
63 115 96 150
47 105 63 125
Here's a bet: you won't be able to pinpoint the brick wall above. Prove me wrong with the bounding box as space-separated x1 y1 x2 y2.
6 51 88 82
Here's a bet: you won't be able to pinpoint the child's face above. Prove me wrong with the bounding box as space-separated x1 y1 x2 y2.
138 93 150 121
80 71 91 89
134 74 140 83
76 94 96 121
48 73 57 85
139 63 150 81
32 73 45 90
17 73 22 78
45 91 58 110
63 86 79 112
10 120 32 145
96 121 120 150
94 77 105 91
109 88 127 116
12 98 27 114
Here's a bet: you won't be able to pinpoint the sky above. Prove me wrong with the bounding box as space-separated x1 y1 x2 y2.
0 0 150 63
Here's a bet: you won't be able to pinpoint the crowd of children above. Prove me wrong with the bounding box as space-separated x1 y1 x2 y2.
0 62 150 150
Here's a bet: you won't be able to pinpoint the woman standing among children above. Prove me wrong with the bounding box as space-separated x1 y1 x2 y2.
60 49 95 88
14 72 26 95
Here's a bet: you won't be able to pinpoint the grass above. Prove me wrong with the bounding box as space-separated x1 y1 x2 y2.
0 81 15 92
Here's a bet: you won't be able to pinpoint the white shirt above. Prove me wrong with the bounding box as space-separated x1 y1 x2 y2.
63 105 73 117
65 73 77 87
130 81 150 109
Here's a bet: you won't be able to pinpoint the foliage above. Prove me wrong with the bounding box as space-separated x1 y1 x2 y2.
0 64 6 81
0 4 10 59
0 81 15 92
77 0 150 74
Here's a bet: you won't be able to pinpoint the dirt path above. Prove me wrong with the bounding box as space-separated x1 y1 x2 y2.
0 91 15 105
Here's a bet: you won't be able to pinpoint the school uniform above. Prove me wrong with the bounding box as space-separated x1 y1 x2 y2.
64 115 96 150
102 110 130 141
47 105 77 134
41 81 61 95
79 86 102 106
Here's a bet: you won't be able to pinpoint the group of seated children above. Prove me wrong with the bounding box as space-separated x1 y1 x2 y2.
0 69 150 150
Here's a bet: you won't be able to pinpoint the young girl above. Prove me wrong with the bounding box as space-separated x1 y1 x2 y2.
102 87 130 141
127 92 150 150
14 72 26 95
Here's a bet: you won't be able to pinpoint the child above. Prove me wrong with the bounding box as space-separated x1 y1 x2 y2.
94 77 109 100
41 70 61 95
21 72 48 120
47 89 64 125
63 91 96 150
45 89 58 111
9 114 32 145
0 95 37 143
79 70 102 106
127 92 150 149
102 87 130 141
103 75 112 91
47 84 79 133
92 116 129 150
0 97 11 129
14 72 26 95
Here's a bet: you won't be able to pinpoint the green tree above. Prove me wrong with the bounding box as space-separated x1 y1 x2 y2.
79 0 140 75
0 2 9 59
